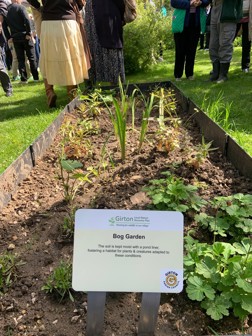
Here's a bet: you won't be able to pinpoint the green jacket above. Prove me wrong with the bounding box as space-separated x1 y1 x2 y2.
220 0 243 23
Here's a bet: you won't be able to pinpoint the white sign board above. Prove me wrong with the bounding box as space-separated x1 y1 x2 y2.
72 209 183 293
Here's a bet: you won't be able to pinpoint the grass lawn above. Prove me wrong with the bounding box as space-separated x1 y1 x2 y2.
0 80 69 174
0 46 251 174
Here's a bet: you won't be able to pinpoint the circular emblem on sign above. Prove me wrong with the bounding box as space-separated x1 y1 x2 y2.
165 273 178 288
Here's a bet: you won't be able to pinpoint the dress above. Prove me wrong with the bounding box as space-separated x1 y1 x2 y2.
84 0 125 84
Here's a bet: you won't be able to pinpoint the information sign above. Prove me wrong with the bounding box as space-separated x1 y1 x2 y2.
72 209 183 293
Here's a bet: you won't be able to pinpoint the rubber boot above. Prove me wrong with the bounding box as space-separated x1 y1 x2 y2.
216 63 230 83
209 60 220 81
44 78 57 108
66 85 78 101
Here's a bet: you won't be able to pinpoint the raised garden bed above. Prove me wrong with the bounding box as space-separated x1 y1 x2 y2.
0 82 251 336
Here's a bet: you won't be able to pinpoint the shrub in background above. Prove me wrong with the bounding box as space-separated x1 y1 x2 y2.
123 0 174 74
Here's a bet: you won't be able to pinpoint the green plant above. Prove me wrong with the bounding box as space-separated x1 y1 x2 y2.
143 171 207 212
201 91 234 131
61 206 77 239
187 136 218 169
184 235 252 321
59 158 98 203
41 260 74 302
153 88 180 152
0 252 24 293
138 92 155 151
195 193 252 240
100 79 137 161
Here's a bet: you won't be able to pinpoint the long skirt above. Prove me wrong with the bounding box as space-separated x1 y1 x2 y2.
39 20 88 86
84 0 125 84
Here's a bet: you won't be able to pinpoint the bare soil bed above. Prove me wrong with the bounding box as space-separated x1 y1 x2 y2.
0 87 252 336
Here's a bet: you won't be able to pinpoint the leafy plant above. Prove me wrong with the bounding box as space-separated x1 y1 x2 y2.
59 158 98 203
184 236 252 321
0 252 24 293
41 260 74 302
187 136 218 169
61 206 77 239
100 79 137 161
195 193 252 240
138 91 155 151
143 171 207 212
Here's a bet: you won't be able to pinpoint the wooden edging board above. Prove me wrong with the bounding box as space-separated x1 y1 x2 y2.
0 81 252 211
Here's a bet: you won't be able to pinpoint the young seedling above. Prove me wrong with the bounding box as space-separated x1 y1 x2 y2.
59 158 98 203
187 136 218 169
0 252 24 293
41 260 74 302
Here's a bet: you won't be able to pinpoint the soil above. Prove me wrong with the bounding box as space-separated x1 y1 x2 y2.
0 87 252 336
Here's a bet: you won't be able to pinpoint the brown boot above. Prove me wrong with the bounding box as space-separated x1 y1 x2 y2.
44 78 57 108
66 85 78 102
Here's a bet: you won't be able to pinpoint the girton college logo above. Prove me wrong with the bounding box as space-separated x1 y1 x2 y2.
164 271 179 289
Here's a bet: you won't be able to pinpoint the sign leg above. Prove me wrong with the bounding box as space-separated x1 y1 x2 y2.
86 292 106 336
138 292 161 336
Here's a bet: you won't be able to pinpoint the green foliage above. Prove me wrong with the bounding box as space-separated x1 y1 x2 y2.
0 252 24 293
59 158 98 203
184 236 252 320
124 1 173 74
61 206 77 239
41 260 74 302
187 136 218 169
138 92 155 151
195 193 252 239
144 171 207 212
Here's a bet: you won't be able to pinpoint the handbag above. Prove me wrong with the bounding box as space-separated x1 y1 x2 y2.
124 0 137 24
172 8 186 33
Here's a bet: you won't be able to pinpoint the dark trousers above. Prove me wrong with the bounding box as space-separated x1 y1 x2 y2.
0 48 12 94
236 22 251 70
13 39 39 82
173 15 200 78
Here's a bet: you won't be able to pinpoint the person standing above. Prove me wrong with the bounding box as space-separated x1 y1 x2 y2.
209 0 243 83
5 0 39 83
27 0 89 108
84 0 125 87
171 0 210 81
0 0 12 96
235 0 251 73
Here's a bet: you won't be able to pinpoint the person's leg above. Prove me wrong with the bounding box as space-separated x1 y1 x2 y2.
43 78 57 108
185 23 200 78
24 40 39 81
241 22 251 71
66 85 78 101
199 33 204 49
173 32 186 79
13 41 28 82
217 21 237 82
0 49 13 96
209 3 221 81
